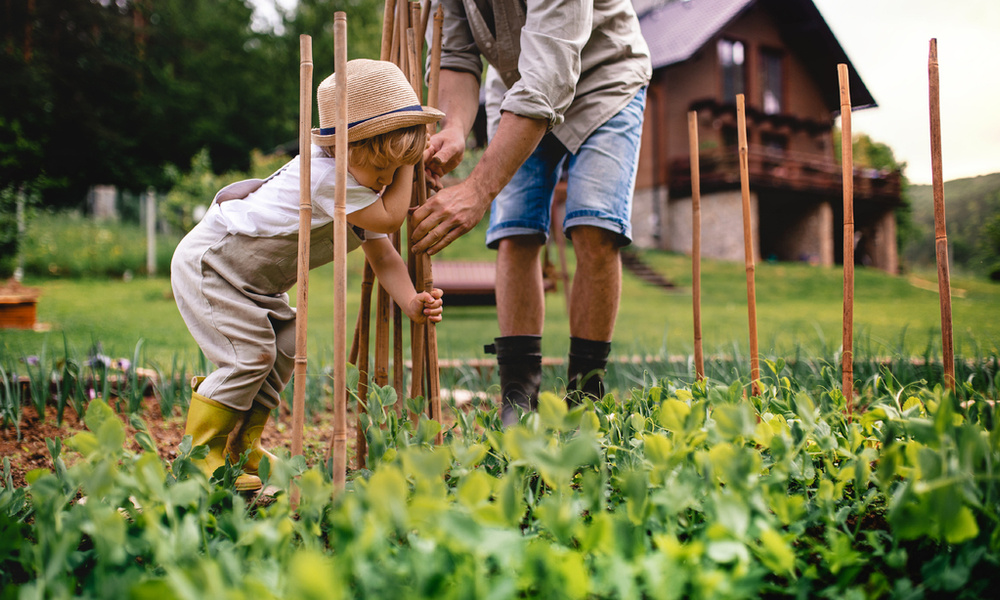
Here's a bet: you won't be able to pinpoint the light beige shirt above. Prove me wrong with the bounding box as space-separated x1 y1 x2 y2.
438 0 651 153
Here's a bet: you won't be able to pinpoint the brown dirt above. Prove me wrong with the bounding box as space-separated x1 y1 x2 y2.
0 394 346 489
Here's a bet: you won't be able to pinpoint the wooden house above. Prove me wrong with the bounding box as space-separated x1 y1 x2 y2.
631 0 902 273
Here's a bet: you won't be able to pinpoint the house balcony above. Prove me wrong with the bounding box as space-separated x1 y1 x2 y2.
668 147 902 206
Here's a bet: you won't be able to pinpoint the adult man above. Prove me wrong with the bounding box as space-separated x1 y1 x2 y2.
411 0 651 425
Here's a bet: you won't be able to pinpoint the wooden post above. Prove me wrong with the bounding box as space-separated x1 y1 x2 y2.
292 34 312 479
928 39 957 392
407 26 442 438
736 95 760 397
350 0 400 468
688 111 705 381
838 64 855 415
380 0 396 61
352 260 373 469
329 13 349 493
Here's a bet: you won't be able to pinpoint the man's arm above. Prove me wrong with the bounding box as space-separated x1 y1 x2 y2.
411 97 548 255
423 69 482 181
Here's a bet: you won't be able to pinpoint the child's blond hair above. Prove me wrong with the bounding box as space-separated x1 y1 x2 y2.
321 124 426 168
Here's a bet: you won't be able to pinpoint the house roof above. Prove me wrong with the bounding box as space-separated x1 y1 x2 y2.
636 0 876 112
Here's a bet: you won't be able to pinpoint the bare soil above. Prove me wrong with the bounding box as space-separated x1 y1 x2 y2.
1 395 343 489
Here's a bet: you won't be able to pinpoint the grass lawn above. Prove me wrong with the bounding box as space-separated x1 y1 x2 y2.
3 230 999 368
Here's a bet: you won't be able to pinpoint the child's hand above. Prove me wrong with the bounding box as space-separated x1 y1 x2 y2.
408 288 444 323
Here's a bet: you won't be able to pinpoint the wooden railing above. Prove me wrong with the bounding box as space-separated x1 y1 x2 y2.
669 147 902 204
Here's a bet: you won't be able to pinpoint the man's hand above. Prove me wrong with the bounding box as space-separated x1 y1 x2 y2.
424 127 467 183
410 183 489 255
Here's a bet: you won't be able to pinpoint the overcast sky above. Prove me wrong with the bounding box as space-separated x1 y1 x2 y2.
251 0 999 185
812 0 1000 185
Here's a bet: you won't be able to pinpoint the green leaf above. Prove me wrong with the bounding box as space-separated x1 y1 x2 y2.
758 527 796 576
943 506 980 544
659 399 691 433
538 391 568 429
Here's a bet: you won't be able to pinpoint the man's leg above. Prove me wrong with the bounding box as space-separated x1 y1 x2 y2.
568 226 621 341
566 226 620 402
496 235 546 336
561 87 647 401
490 235 546 426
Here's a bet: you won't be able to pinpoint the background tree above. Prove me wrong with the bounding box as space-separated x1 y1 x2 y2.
834 130 915 262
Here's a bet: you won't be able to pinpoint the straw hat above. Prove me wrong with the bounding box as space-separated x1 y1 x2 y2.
312 59 444 145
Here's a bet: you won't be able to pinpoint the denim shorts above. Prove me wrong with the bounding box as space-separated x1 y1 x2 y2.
486 87 646 248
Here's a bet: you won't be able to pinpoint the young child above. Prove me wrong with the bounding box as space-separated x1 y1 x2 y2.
170 59 445 491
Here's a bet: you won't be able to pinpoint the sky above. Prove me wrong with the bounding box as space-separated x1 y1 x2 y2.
250 0 1000 185
811 0 1000 185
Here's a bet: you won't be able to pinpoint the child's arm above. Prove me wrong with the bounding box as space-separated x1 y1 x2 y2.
361 236 443 323
348 164 415 234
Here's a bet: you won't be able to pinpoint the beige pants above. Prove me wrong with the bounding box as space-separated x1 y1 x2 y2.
170 207 357 411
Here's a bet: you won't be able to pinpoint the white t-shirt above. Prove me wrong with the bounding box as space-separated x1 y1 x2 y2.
216 145 386 239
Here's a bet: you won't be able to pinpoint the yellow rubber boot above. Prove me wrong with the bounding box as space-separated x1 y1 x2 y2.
183 392 262 492
227 403 278 476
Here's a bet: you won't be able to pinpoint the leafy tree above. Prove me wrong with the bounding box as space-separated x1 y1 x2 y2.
834 130 915 262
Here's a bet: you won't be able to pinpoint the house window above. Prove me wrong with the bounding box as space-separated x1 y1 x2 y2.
718 38 746 102
761 48 783 114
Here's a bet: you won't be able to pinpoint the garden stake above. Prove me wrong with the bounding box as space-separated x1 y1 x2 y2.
928 38 957 392
419 0 432 44
736 95 761 397
407 26 443 435
839 64 856 416
351 0 399 468
380 0 396 61
328 12 349 493
424 8 445 435
427 4 443 110
291 35 312 481
411 1 423 59
352 260 373 469
688 110 705 381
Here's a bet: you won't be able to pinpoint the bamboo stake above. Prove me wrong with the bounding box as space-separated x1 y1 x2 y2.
410 1 423 60
426 9 445 438
427 4 443 110
291 35 313 503
380 0 396 61
353 260 373 469
688 110 705 381
928 38 957 393
838 64 855 415
413 18 444 438
329 12 349 493
351 0 399 469
405 33 427 412
419 0 432 43
736 95 761 397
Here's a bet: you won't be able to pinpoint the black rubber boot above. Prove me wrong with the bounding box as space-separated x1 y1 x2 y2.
566 337 611 405
485 335 543 427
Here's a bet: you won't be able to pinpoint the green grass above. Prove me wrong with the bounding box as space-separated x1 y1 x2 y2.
4 222 999 372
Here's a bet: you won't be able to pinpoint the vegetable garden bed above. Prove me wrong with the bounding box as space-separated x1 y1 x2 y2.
2 352 999 598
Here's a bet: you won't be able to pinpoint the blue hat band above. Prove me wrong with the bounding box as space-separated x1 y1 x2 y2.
318 104 424 136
